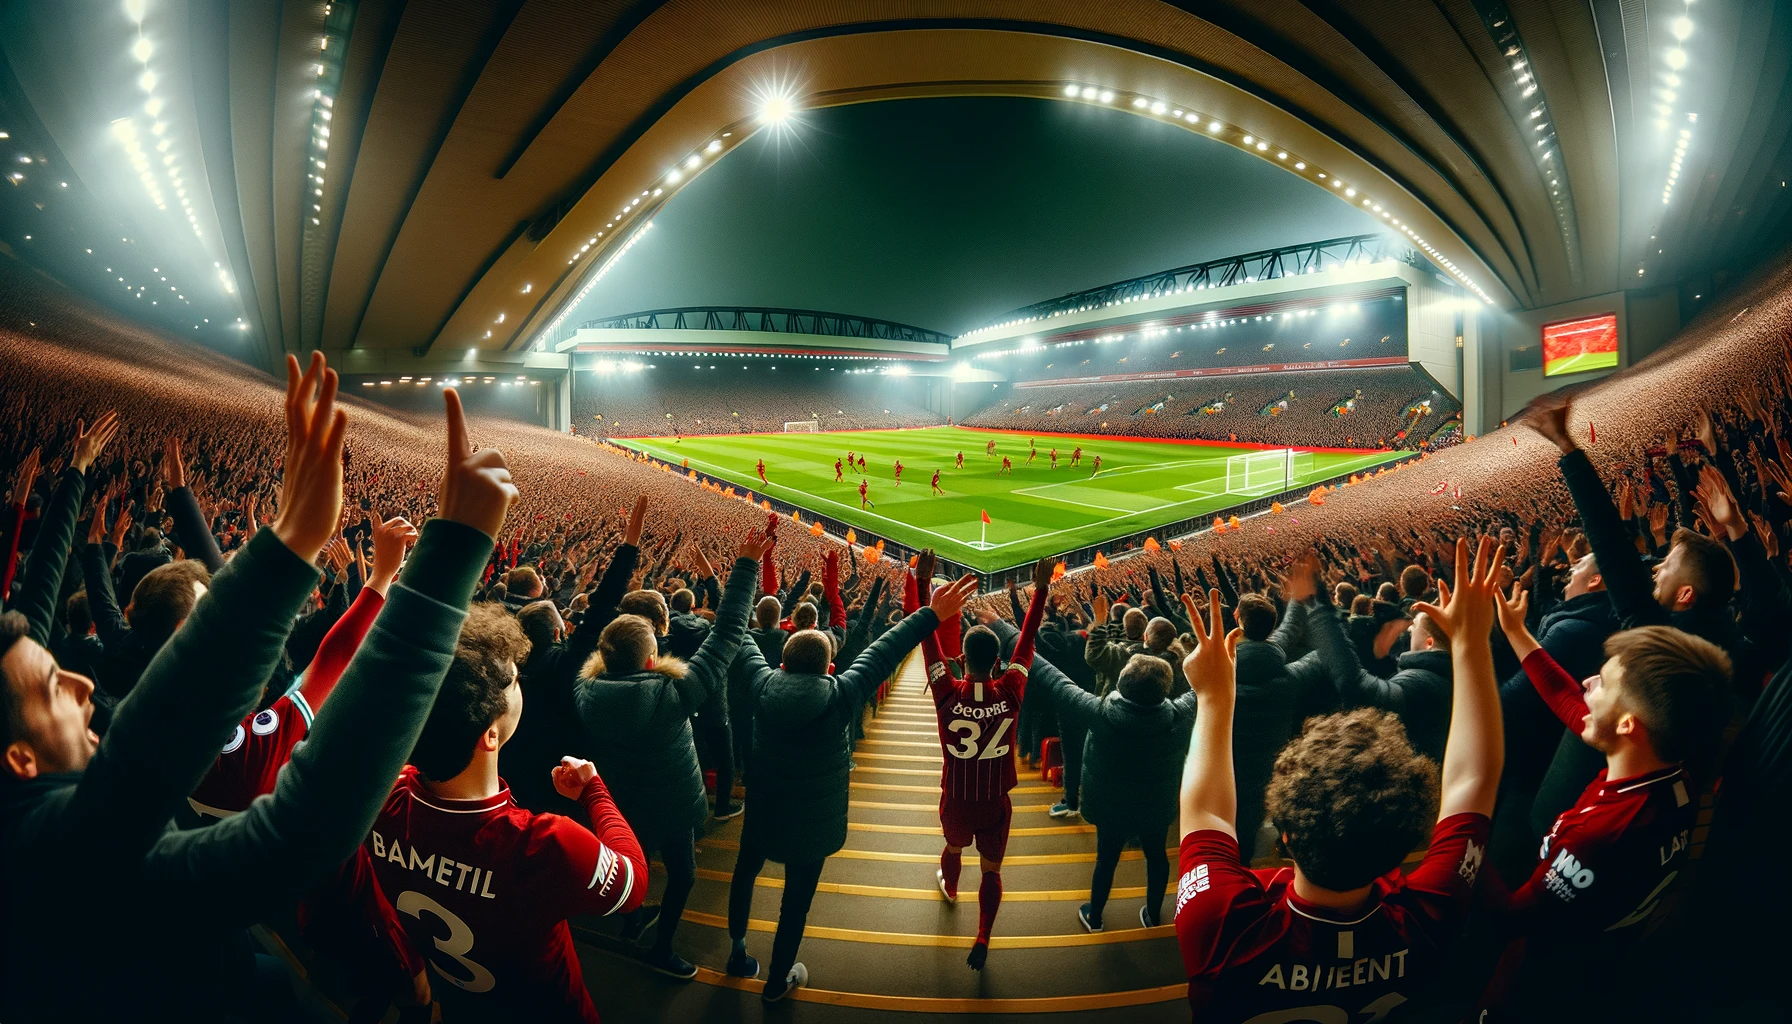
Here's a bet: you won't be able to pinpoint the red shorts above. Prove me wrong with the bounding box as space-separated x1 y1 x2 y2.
940 796 1013 862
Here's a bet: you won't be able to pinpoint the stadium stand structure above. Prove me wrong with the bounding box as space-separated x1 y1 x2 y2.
573 361 943 436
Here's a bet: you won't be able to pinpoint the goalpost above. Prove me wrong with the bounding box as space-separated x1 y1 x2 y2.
782 420 820 433
1224 448 1315 495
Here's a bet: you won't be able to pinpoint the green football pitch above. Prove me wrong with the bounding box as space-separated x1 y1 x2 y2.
1544 350 1619 376
615 427 1404 571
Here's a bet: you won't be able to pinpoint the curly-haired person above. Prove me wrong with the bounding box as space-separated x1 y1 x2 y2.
1173 538 1507 1023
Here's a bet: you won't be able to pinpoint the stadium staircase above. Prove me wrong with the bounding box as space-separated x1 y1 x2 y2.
575 649 1191 1022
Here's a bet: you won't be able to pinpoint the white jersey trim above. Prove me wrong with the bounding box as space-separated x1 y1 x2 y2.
1284 894 1385 927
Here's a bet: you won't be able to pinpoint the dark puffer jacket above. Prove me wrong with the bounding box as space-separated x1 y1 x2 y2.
1035 655 1195 831
729 607 940 864
572 557 756 849
1307 600 1453 762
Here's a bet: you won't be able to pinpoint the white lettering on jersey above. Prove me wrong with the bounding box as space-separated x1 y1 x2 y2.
371 830 498 898
949 700 1012 720
1543 847 1595 900
250 708 280 736
1256 950 1408 991
1175 863 1211 914
220 724 246 754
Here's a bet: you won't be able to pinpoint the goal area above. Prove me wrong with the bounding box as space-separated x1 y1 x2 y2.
1224 448 1315 495
782 420 820 433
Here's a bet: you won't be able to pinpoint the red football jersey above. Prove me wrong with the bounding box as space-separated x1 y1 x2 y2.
188 588 384 818
1505 650 1697 937
366 766 646 1022
921 583 1045 803
1175 813 1491 1022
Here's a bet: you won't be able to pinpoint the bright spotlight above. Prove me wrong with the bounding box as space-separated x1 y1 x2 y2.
124 0 146 21
1670 17 1692 40
132 37 153 62
760 94 794 124
1665 48 1687 69
1063 83 1079 97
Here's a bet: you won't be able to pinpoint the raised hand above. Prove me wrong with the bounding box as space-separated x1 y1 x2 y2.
1493 578 1533 657
270 353 347 563
1280 549 1319 603
1412 537 1502 643
369 515 417 583
736 526 774 562
622 494 647 546
437 388 518 540
927 574 980 621
1179 588 1241 701
551 756 598 800
1031 555 1054 593
72 411 121 473
162 435 186 490
686 541 715 579
9 446 39 506
111 506 133 549
1093 590 1110 626
1514 393 1574 454
915 548 936 585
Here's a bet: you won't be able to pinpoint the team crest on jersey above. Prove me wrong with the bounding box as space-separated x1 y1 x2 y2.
251 708 281 736
221 724 246 754
1458 839 1485 886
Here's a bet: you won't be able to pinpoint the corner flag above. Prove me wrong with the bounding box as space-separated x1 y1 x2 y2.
979 508 990 548
980 509 991 524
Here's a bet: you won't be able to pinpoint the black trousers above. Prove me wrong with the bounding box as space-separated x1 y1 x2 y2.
728 832 825 985
628 828 696 958
1059 722 1087 808
692 707 735 811
1088 818 1172 926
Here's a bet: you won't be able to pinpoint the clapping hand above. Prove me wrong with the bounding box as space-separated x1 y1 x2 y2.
270 354 348 563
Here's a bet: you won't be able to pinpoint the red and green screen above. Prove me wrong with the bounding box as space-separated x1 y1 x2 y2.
1542 313 1618 377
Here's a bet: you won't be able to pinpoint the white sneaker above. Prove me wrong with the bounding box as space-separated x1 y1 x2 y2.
937 868 957 903
762 963 808 1002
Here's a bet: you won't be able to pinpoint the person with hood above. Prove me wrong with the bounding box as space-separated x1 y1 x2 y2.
722 572 980 1002
571 527 769 981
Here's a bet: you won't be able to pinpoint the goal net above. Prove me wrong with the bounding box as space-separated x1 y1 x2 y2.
1225 449 1315 495
782 420 820 434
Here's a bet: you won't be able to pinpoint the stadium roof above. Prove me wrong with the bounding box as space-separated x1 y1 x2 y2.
1 0 1787 373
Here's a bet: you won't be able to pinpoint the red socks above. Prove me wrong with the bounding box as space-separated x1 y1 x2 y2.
976 871 1003 943
939 849 961 899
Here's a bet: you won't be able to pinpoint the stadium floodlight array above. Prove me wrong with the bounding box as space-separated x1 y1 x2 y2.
1225 448 1315 496
783 420 820 433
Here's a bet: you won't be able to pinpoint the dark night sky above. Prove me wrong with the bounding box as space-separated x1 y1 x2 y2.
565 96 1382 336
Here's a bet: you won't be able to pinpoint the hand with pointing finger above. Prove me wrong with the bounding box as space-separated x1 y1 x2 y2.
437 388 519 540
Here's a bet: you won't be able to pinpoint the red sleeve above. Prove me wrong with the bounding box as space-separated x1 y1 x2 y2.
1174 830 1271 993
903 569 920 615
0 502 24 600
938 602 963 660
823 553 845 629
1394 812 1491 930
761 553 778 597
1522 648 1590 731
297 588 385 714
531 774 649 917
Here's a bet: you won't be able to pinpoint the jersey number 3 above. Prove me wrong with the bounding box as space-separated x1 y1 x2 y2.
946 718 1012 760
397 890 497 993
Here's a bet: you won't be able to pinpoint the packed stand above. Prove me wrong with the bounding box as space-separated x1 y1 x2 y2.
961 365 1457 449
570 362 942 436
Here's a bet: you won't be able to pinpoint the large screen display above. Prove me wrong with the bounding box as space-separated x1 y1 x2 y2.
1542 313 1618 377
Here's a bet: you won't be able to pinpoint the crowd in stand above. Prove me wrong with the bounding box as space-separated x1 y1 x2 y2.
961 365 1458 449
3 251 1792 1023
569 363 941 436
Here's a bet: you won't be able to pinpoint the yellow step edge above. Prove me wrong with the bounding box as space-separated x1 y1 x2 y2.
577 940 1186 1013
851 799 1059 812
856 740 944 750
852 752 941 763
863 728 939 738
852 765 943 777
852 780 1056 793
693 867 1137 902
701 836 1174 866
849 821 1094 836
679 909 1174 948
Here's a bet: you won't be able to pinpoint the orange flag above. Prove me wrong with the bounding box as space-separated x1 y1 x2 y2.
1213 516 1225 531
845 528 857 544
1051 562 1067 582
876 539 885 550
1270 501 1285 515
810 522 825 537
1143 537 1161 553
1228 515 1242 529
791 509 801 522
1093 551 1109 569
762 500 772 511
908 555 918 568
1169 539 1183 552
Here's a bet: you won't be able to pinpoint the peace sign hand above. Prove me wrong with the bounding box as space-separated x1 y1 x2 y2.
1178 588 1242 703
1411 537 1502 644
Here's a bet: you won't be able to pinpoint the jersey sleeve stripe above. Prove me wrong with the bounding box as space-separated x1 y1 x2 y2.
289 688 315 728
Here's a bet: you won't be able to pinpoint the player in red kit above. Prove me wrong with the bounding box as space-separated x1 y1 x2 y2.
931 469 943 495
986 439 996 459
917 552 1053 971
999 456 1012 475
1071 446 1082 466
366 604 647 1022
857 454 867 473
1049 447 1058 469
955 450 965 469
756 459 768 485
1089 455 1102 478
1485 587 1730 1020
859 478 873 508
1175 540 1505 1023
834 458 843 482
893 459 904 486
